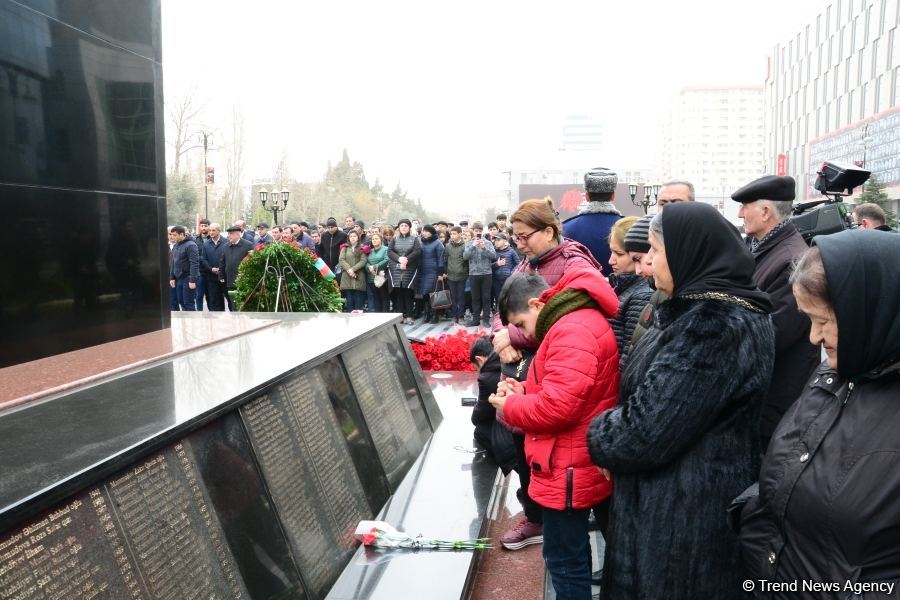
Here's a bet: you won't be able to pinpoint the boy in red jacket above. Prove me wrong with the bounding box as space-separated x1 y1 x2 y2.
490 268 619 600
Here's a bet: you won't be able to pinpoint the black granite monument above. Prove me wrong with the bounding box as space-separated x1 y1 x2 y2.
0 0 169 369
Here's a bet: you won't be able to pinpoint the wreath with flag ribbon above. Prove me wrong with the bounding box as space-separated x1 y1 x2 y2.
233 241 344 312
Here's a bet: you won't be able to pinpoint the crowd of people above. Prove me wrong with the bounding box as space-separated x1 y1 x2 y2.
167 212 530 326
467 169 899 600
163 167 900 599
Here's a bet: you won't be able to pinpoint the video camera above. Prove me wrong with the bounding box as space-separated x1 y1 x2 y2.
790 161 869 244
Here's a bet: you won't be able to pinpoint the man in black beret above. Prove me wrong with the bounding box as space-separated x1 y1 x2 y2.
731 174 820 449
219 226 253 311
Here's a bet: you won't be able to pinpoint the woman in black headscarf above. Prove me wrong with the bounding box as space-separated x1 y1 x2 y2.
587 202 776 600
736 230 900 599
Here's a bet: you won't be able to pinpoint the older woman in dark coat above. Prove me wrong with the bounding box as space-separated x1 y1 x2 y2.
388 219 421 324
588 202 775 600
737 230 900 599
417 224 446 323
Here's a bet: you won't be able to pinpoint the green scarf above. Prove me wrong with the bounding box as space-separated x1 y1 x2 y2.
535 288 599 344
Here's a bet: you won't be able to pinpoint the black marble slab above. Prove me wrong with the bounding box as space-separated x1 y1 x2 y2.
342 328 432 490
0 429 251 600
240 363 373 599
0 312 403 533
0 186 168 368
0 0 162 194
326 372 501 600
0 0 167 368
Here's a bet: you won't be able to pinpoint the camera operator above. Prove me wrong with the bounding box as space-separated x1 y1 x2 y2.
732 175 821 450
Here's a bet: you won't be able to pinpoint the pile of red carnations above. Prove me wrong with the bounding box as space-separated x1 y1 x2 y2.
411 329 486 372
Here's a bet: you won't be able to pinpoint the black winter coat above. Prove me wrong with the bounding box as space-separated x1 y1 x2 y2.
319 229 347 271
387 234 421 290
471 353 517 473
588 297 775 600
608 273 653 369
219 239 253 288
749 221 821 447
736 359 900 599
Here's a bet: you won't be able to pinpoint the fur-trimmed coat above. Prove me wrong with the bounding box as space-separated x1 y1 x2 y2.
588 297 775 600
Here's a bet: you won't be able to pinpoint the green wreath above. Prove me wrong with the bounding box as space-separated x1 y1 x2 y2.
233 241 343 312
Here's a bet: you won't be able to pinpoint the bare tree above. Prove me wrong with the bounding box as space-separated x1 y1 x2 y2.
222 104 246 223
166 85 205 177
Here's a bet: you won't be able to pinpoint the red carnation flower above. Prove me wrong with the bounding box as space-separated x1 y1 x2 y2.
362 244 372 255
292 241 301 248
255 243 265 250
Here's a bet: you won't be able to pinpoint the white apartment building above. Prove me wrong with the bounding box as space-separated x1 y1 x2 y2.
658 87 766 223
766 0 900 218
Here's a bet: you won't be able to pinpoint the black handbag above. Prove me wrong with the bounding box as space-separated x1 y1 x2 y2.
430 279 452 310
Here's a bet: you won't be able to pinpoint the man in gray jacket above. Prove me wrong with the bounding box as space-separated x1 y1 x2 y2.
463 222 497 327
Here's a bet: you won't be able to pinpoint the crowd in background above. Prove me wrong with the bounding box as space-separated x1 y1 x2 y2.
166 211 527 327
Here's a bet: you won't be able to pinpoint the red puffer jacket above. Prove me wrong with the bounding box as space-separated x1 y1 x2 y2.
501 267 620 510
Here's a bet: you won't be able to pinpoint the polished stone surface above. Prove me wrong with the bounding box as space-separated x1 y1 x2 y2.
0 0 167 368
0 314 279 408
0 1 162 193
326 371 502 600
0 312 400 532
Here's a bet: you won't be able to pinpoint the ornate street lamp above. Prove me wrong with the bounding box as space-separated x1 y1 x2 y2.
258 186 289 225
628 182 659 214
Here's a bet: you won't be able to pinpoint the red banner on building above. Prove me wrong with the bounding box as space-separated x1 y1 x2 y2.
776 153 787 176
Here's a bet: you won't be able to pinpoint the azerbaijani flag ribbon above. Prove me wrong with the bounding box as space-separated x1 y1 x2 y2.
314 257 335 280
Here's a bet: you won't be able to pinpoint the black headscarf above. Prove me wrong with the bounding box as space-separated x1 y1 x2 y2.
661 202 772 312
815 229 900 379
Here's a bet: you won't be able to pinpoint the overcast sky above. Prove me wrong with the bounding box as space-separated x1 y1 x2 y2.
161 0 825 214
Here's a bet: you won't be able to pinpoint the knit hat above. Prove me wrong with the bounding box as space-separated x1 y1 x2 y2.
398 218 412 227
422 224 437 236
623 215 652 253
325 217 338 227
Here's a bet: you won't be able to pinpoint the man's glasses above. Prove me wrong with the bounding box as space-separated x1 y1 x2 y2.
512 229 541 243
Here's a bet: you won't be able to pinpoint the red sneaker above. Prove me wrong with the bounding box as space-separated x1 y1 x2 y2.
500 519 543 550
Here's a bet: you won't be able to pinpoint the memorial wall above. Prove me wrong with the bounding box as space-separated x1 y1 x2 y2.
0 316 441 600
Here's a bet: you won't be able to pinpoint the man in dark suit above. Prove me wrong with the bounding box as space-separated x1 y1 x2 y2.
219 225 253 311
202 223 228 311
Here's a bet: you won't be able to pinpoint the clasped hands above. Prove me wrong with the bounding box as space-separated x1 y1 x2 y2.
488 377 524 410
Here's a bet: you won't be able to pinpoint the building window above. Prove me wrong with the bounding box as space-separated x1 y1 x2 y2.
837 0 842 27
826 5 832 36
817 13 822 46
865 5 872 45
892 65 900 105
845 57 852 93
861 83 868 119
872 39 879 79
875 73 883 110
858 52 864 86
881 0 888 34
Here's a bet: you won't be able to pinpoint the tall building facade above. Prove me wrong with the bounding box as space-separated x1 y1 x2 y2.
658 87 766 223
560 114 604 152
766 0 900 218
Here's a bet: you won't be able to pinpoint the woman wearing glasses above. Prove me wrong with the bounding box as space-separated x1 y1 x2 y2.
489 197 611 553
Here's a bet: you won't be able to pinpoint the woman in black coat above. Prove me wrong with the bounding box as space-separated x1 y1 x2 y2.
736 230 900 599
588 202 775 600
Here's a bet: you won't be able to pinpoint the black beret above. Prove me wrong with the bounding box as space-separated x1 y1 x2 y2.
226 225 242 233
731 175 796 203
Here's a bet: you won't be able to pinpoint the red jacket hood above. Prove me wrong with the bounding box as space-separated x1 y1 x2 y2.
539 266 619 318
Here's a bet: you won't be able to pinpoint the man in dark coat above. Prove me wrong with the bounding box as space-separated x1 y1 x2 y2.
219 226 253 311
202 223 228 311
732 174 821 450
319 217 347 273
169 225 200 311
853 202 894 231
562 166 621 269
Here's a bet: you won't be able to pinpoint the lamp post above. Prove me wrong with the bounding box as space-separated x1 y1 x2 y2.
198 130 212 218
628 182 659 214
259 187 290 225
